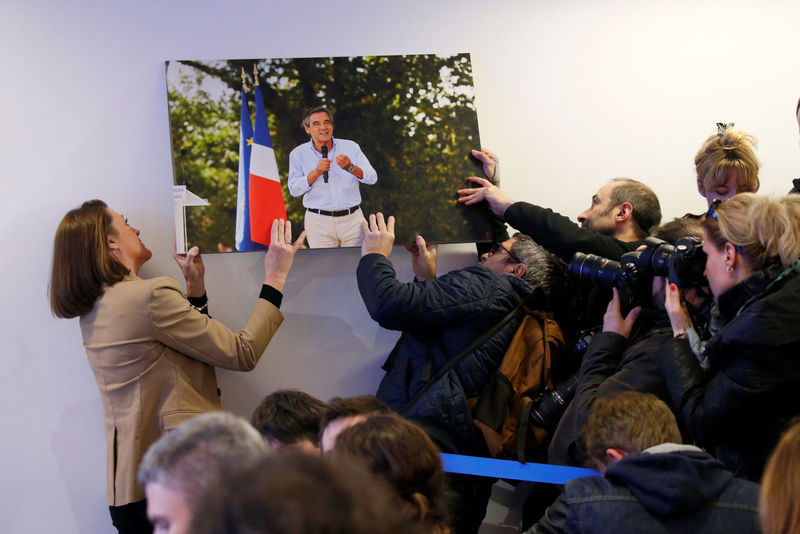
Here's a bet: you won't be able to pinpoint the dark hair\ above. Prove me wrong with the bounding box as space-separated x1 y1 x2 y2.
652 217 704 244
301 106 333 129
50 199 129 318
250 389 327 446
319 395 391 438
332 414 450 530
609 178 662 239
190 453 424 534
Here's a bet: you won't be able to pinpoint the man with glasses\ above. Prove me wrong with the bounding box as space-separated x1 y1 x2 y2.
355 213 567 534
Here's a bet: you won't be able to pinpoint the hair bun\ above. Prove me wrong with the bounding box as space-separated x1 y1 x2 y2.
719 128 756 151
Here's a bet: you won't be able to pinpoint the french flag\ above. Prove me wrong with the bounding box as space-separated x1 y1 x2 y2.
235 87 265 251
249 83 287 246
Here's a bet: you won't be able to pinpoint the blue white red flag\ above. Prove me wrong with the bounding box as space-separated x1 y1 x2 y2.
249 82 287 246
235 87 265 251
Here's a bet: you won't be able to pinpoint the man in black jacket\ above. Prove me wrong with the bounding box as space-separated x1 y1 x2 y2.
458 172 661 332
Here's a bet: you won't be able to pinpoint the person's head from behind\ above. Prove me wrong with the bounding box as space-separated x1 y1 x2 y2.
250 389 327 453
647 216 709 311
50 199 152 319
577 179 661 241
319 395 392 453
581 391 682 474
702 193 800 302
190 452 424 534
652 216 705 246
137 411 270 534
332 414 450 532
694 125 760 207
760 419 800 534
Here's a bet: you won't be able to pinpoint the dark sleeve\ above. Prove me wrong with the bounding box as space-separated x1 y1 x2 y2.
504 201 639 262
661 329 794 450
356 253 508 332
259 284 283 309
571 332 628 427
660 336 709 443
186 285 282 316
187 293 209 316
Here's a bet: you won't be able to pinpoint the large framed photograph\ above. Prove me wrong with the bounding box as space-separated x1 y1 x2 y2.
166 53 492 252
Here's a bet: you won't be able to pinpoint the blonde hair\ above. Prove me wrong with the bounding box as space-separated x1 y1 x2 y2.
695 126 760 194
704 193 800 270
760 420 800 534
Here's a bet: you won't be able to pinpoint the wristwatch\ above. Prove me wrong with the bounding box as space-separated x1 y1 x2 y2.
346 163 355 173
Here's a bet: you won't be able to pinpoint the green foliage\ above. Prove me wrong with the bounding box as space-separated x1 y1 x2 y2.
166 53 491 251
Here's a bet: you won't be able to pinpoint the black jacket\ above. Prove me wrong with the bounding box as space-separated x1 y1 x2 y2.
357 253 526 454
661 261 800 480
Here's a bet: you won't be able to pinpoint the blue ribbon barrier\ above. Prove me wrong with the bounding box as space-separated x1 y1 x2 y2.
441 453 600 484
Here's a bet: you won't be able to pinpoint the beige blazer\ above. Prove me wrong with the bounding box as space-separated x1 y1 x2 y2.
80 275 283 506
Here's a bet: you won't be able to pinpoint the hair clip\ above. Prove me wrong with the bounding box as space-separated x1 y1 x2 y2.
716 122 734 136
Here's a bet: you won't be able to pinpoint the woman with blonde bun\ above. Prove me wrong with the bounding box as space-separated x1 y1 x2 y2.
694 124 760 207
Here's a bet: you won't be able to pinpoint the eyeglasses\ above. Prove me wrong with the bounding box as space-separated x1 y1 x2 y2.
488 241 523 264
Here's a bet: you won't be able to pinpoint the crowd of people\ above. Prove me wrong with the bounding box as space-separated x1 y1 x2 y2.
49 101 800 534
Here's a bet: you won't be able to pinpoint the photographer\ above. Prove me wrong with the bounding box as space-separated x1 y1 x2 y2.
547 218 710 468
661 193 800 481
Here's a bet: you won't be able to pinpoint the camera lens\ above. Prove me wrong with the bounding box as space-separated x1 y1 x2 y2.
568 253 621 289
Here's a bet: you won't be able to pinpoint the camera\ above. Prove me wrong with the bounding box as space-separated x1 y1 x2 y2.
529 374 580 431
567 237 707 313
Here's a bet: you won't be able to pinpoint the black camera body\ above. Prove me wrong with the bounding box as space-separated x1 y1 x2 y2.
568 237 707 313
636 236 707 289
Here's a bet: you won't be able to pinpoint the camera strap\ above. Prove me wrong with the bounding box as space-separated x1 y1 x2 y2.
402 291 537 414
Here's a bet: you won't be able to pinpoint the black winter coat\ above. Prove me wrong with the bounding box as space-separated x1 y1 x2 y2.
357 253 525 455
661 260 800 480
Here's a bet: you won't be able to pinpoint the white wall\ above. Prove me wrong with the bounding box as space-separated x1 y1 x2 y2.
1 1 798 532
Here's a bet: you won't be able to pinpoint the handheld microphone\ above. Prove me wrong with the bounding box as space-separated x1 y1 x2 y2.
321 145 329 183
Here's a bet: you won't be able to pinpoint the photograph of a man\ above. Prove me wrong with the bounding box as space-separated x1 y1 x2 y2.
166 53 492 253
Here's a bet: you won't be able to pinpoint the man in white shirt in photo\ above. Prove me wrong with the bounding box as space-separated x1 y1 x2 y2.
288 106 378 248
